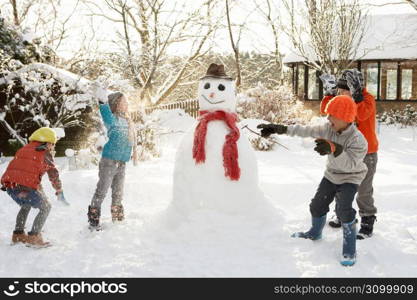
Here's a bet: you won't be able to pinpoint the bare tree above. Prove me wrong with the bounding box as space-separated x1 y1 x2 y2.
367 0 417 10
405 0 417 10
1 0 88 64
282 0 368 75
84 0 221 105
363 0 417 10
253 0 284 84
225 0 241 87
7 0 34 26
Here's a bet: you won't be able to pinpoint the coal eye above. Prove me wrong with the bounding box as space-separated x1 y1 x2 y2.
204 83 210 89
218 84 225 91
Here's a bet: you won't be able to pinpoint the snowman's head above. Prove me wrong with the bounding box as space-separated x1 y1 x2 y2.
198 64 236 112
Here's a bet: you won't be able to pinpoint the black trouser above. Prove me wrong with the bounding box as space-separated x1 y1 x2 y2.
310 177 358 223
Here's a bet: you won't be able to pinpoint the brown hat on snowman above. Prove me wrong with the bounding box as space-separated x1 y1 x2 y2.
200 63 233 81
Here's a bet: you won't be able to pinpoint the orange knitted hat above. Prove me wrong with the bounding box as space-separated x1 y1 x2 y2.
325 95 357 123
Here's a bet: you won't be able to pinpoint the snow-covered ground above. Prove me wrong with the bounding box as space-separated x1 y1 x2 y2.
1 111 417 277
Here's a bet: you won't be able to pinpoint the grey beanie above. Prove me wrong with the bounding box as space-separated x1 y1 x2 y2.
108 92 124 112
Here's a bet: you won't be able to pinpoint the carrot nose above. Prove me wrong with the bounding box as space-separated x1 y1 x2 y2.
209 92 215 98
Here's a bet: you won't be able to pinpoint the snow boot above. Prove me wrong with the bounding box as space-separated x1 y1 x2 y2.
111 205 124 222
329 215 358 228
328 214 342 228
357 215 377 240
291 215 326 240
340 220 357 266
12 230 28 244
26 232 50 248
87 205 101 229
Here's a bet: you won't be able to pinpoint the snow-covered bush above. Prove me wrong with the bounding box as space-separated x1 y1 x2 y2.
0 63 97 149
133 110 161 161
240 121 284 152
237 83 314 125
378 105 417 127
0 16 53 68
249 136 278 151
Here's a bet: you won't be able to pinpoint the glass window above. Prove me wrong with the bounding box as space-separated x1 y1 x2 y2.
290 65 296 94
308 68 319 100
400 61 417 100
297 64 305 98
380 62 397 100
402 69 412 99
361 62 378 98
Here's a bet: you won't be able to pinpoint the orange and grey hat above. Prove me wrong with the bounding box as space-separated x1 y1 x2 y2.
325 95 357 123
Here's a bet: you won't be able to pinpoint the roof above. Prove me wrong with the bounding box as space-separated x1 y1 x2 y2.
283 13 417 64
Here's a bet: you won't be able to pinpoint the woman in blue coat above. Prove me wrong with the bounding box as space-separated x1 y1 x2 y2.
87 92 136 230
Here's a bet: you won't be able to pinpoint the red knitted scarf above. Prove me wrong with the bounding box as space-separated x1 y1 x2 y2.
192 110 241 181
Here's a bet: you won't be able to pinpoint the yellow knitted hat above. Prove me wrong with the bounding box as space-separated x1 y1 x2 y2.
29 127 58 144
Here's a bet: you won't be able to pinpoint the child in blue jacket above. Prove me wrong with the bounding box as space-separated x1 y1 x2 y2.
88 92 136 229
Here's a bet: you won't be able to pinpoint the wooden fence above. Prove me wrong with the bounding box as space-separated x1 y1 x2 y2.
145 99 200 118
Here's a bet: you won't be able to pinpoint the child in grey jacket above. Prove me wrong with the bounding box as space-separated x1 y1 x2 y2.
257 95 368 266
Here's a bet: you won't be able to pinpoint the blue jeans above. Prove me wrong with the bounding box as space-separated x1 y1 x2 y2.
7 186 44 209
310 177 358 223
7 186 51 234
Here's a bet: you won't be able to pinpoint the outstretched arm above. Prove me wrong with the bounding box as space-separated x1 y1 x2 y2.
287 123 329 139
99 104 115 128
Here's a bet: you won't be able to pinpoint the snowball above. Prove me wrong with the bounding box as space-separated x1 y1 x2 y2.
53 127 65 139
21 29 37 43
65 149 75 157
90 82 108 103
95 136 106 148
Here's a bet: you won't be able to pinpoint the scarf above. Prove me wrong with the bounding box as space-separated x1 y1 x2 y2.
192 110 241 181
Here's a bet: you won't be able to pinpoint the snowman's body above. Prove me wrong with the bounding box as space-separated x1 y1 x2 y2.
172 119 265 214
171 67 274 216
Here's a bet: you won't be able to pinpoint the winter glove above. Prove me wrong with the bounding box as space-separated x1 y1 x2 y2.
257 123 287 138
56 191 70 206
1 185 6 192
319 73 337 96
314 138 343 157
342 69 364 103
91 82 108 105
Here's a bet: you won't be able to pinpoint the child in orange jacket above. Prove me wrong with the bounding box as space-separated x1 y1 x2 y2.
1 127 65 247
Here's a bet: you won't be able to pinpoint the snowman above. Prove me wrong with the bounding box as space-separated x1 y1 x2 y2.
170 63 275 216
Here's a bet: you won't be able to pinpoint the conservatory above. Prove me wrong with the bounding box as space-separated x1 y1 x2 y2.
284 14 417 110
